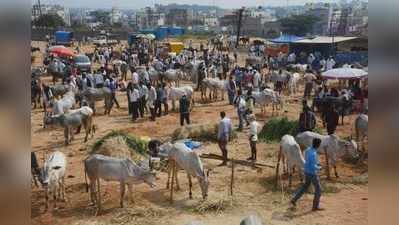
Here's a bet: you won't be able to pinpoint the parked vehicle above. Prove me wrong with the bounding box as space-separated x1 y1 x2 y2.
73 54 91 72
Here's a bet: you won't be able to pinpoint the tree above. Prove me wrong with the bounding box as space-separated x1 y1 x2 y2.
33 14 65 28
90 10 110 25
279 14 319 36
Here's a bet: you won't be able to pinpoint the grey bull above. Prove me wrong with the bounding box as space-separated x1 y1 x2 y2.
79 87 113 115
84 154 156 215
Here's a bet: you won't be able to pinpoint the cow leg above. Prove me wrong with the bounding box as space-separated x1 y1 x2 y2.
325 148 331 180
64 127 69 145
174 164 180 191
120 181 125 208
166 162 171 189
282 154 287 174
62 177 67 202
187 174 193 199
45 187 49 210
127 184 134 203
89 179 96 206
334 165 339 178
170 161 175 203
288 168 292 188
275 146 282 188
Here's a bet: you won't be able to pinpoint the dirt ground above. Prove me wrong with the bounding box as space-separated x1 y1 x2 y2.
31 41 368 225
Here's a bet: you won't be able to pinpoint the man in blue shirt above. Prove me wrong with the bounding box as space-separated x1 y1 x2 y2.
291 138 323 211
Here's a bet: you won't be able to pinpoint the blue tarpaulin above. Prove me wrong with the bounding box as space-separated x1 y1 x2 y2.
182 139 202 150
270 35 305 43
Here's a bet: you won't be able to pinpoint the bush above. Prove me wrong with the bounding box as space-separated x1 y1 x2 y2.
258 117 299 143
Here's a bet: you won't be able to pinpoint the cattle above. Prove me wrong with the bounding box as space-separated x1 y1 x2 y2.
240 215 262 225
162 69 184 87
355 114 368 154
167 86 194 110
276 135 305 188
314 95 353 125
51 90 76 115
79 87 113 115
31 78 42 109
41 151 67 211
296 131 358 179
84 154 156 215
252 89 283 115
44 106 95 145
159 142 209 201
287 72 301 95
31 152 42 187
200 78 227 101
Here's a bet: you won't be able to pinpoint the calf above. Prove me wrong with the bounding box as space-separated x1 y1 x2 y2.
252 88 283 115
296 131 358 179
276 135 304 188
201 78 227 101
41 151 67 211
84 154 156 215
159 142 209 201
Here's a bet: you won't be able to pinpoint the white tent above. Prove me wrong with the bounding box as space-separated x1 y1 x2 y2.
322 68 368 80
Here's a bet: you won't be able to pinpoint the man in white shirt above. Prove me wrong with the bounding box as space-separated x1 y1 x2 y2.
217 111 232 166
147 83 157 121
129 85 140 121
247 114 259 161
132 68 139 85
253 70 261 92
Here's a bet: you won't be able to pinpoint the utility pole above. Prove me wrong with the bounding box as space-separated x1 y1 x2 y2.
235 7 245 48
37 0 42 17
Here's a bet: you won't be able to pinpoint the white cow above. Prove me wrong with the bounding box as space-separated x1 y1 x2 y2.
288 72 300 95
52 89 75 115
355 114 368 153
167 86 194 110
276 135 305 187
41 151 67 210
159 142 209 200
295 131 358 179
163 69 184 87
252 88 283 114
84 154 156 215
201 77 227 101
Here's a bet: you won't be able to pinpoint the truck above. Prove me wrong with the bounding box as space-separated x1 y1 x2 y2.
55 31 74 46
92 35 118 46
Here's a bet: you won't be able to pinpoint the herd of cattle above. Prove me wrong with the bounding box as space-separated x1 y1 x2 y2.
31 45 367 225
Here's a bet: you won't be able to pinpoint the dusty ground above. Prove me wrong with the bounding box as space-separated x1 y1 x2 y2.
31 41 368 225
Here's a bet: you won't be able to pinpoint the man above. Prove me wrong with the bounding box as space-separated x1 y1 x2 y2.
227 76 237 105
120 61 128 81
147 83 157 121
303 69 317 98
247 114 259 161
326 57 335 71
298 101 316 133
252 69 261 92
217 111 232 166
94 71 104 88
109 76 120 108
291 138 323 211
179 94 191 126
132 68 139 86
234 90 246 131
129 85 140 121
138 82 148 118
245 89 255 126
325 105 339 135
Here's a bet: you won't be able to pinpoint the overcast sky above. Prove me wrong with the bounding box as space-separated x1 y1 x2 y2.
35 0 341 9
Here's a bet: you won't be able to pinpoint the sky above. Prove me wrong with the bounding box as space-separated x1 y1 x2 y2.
35 0 341 9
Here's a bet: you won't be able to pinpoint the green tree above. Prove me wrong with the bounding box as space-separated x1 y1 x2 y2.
90 10 110 25
279 14 319 36
33 14 65 28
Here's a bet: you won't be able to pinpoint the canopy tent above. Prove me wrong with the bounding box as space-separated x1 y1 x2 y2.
49 46 75 58
322 68 368 80
146 34 156 40
270 35 305 44
294 36 358 44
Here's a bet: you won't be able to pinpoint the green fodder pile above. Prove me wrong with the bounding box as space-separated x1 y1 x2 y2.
90 130 149 162
172 123 237 142
259 117 322 143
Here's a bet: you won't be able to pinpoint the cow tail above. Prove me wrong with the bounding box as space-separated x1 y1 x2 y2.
84 160 89 192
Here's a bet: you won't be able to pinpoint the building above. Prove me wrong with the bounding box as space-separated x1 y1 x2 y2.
136 7 165 29
31 4 71 26
110 7 122 25
306 4 332 35
165 8 188 27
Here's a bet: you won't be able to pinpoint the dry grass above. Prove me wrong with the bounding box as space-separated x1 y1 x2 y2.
190 195 235 214
172 123 237 142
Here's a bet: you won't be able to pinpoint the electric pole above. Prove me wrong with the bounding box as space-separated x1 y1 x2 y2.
37 0 42 17
235 7 245 48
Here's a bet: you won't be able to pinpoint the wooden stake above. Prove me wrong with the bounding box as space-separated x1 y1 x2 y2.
230 158 235 196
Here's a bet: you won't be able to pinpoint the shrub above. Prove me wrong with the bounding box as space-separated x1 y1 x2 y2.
258 117 299 143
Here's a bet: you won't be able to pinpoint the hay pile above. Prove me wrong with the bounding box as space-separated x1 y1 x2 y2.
190 196 235 214
172 123 237 142
91 131 149 163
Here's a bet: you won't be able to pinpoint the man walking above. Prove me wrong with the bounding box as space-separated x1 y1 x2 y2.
217 111 232 166
147 83 157 121
234 90 246 131
325 104 339 135
247 114 259 161
129 85 140 122
227 76 236 105
179 94 191 126
291 138 323 211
